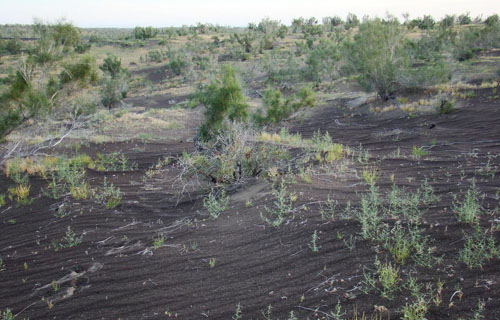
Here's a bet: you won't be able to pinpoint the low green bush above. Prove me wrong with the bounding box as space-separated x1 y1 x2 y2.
59 55 98 85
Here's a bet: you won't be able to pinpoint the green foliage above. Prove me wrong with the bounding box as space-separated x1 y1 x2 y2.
345 17 409 100
484 14 499 28
99 54 124 79
198 65 249 140
0 38 22 55
203 189 229 219
459 224 498 268
253 86 315 125
363 257 401 300
94 177 122 209
100 74 129 109
304 38 340 83
457 13 472 25
51 21 81 51
233 32 255 54
167 48 188 76
133 26 157 40
74 42 91 54
52 226 83 251
153 234 166 249
59 55 98 85
438 97 455 114
180 124 290 187
1 308 14 320
344 13 359 30
453 180 482 224
401 301 429 320
260 179 297 228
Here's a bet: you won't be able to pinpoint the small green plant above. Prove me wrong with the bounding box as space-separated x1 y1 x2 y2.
459 224 498 268
363 257 401 300
8 183 32 206
362 167 379 185
1 308 14 320
94 178 122 209
233 303 242 320
401 300 429 320
153 234 166 250
357 184 383 240
59 55 98 85
209 257 216 268
0 258 5 271
260 180 297 227
438 97 455 114
310 230 320 252
53 226 83 251
51 280 60 292
453 180 482 224
412 146 429 158
23 262 28 270
100 54 124 79
262 305 273 320
203 189 229 219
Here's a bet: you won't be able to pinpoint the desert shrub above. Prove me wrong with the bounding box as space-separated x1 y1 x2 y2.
440 15 455 28
233 32 255 54
458 13 472 25
344 13 359 30
51 21 80 51
0 38 22 55
278 25 288 39
437 97 455 114
253 86 316 125
0 110 22 137
304 38 340 83
59 55 98 85
179 123 290 189
167 49 188 75
99 54 125 79
74 42 91 53
147 50 164 63
197 65 249 140
484 14 499 28
344 17 409 100
133 26 157 40
261 50 302 87
100 75 128 109
409 15 435 30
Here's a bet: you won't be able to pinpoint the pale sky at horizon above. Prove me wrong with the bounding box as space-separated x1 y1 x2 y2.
0 0 498 28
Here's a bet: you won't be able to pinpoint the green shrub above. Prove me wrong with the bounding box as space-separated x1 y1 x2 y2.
74 42 91 53
167 49 188 75
0 38 22 55
133 26 157 40
198 65 249 140
304 39 340 83
253 86 316 125
99 54 124 79
59 55 98 85
458 13 472 25
51 21 81 51
100 75 128 109
345 17 409 100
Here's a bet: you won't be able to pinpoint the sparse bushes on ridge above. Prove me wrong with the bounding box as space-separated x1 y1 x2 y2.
133 26 157 40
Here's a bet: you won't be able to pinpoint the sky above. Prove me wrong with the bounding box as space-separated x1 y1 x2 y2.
0 0 498 28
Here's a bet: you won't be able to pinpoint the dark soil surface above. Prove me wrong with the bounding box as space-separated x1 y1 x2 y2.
1 87 500 319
